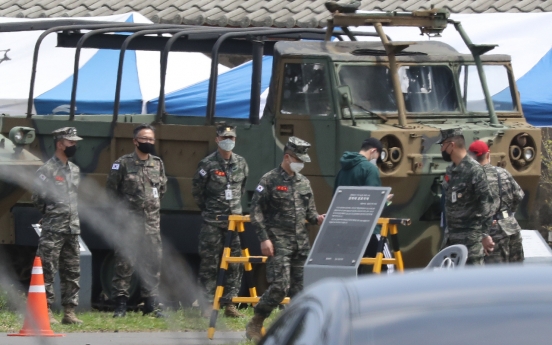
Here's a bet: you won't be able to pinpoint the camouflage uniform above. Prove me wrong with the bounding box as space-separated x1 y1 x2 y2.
250 137 319 318
481 164 525 263
106 152 167 299
440 129 494 265
32 127 82 307
192 144 248 304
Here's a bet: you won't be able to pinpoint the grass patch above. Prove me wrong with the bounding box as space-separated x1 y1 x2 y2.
0 305 280 335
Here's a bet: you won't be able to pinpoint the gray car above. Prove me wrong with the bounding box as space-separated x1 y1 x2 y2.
260 265 552 345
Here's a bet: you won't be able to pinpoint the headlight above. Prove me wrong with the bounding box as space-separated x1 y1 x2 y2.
509 145 522 160
389 147 402 163
9 126 35 146
523 147 535 162
381 149 388 162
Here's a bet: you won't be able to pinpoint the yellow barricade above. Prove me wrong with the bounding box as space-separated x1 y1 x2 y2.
207 215 410 339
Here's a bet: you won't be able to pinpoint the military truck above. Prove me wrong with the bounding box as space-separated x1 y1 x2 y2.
0 7 540 304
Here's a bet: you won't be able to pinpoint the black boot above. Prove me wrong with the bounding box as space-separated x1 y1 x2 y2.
113 296 127 318
143 297 165 318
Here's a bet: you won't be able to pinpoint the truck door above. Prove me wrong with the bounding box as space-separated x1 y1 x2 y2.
274 58 337 210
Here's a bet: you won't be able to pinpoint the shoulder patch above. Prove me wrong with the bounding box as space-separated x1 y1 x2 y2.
39 174 47 181
256 185 264 192
112 163 120 170
199 169 207 177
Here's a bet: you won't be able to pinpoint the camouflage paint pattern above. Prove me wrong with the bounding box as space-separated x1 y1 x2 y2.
37 228 81 306
192 151 248 225
485 231 524 264
250 165 319 317
106 151 166 298
198 222 242 303
255 238 306 318
112 231 162 299
481 163 525 263
32 155 81 234
32 154 82 306
192 150 248 303
0 35 542 273
443 155 494 265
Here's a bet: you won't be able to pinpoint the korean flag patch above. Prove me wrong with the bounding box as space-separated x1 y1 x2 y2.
256 185 264 192
112 163 120 170
39 174 47 181
199 169 207 177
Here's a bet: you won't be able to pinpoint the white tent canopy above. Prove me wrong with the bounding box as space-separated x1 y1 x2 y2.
0 13 229 115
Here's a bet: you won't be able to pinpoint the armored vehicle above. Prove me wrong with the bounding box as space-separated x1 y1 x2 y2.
0 7 540 304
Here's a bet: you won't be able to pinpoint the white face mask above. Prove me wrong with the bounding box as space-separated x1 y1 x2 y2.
290 162 304 173
218 138 235 152
368 150 378 166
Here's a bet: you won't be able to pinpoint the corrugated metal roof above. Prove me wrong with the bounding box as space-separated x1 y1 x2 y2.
2 0 552 27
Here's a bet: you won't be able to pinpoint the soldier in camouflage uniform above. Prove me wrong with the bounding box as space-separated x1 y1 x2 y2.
469 140 525 263
32 127 83 325
246 136 324 343
192 124 248 318
107 124 167 318
439 128 494 265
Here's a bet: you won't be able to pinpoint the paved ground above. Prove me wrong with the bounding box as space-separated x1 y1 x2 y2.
0 331 245 345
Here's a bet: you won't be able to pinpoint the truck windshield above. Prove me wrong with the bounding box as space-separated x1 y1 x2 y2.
399 65 459 113
338 65 398 115
459 65 516 112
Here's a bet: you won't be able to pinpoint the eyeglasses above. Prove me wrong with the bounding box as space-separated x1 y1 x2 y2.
440 141 452 147
136 137 155 143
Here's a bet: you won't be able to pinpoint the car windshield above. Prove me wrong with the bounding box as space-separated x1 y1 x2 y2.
459 64 516 112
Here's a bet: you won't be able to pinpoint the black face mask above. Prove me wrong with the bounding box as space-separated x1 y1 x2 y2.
137 142 155 155
441 147 452 162
64 145 77 158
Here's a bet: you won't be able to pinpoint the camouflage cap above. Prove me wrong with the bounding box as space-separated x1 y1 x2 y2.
436 128 463 144
216 123 237 137
285 136 311 163
52 127 82 141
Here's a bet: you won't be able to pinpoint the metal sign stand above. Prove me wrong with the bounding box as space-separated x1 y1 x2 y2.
304 186 409 288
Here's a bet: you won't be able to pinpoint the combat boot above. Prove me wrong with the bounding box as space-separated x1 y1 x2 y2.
224 304 245 318
245 313 265 343
47 305 59 325
112 296 127 318
61 305 83 325
143 297 165 318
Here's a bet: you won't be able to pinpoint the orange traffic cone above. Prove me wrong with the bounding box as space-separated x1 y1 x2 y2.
8 256 64 337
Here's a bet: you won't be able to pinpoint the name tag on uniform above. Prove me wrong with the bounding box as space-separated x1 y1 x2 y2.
153 187 159 198
451 191 457 203
225 189 233 200
502 210 509 219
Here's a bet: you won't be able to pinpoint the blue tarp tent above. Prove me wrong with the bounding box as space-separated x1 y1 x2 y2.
494 49 552 127
147 56 273 118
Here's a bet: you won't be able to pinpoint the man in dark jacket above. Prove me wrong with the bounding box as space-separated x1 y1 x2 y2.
334 138 382 193
334 138 393 272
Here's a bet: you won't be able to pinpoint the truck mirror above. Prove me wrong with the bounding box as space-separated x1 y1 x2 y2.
337 85 353 108
9 126 35 146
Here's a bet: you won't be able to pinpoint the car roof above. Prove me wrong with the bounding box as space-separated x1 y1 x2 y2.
297 265 552 317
